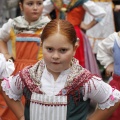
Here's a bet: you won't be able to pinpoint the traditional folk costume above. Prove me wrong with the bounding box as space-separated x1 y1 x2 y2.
97 32 120 120
84 0 115 54
0 16 50 120
42 0 106 76
1 58 120 120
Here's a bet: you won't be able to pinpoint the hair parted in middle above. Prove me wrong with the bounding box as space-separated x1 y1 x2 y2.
41 19 77 45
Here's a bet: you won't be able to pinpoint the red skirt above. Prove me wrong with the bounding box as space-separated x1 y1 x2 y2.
107 74 120 120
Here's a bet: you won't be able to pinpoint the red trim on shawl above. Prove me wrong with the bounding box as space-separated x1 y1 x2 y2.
57 69 92 96
57 69 93 104
19 66 43 94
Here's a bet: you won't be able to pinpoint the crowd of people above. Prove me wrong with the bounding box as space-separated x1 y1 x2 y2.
0 0 120 120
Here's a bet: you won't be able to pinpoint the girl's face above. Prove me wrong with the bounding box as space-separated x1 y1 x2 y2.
42 33 77 76
19 0 43 23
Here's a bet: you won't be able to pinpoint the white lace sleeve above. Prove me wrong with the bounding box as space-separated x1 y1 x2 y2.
83 1 106 22
0 19 13 42
83 76 120 110
1 74 24 101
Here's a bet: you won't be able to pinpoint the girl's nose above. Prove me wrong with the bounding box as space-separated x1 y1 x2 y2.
52 52 59 59
33 4 37 9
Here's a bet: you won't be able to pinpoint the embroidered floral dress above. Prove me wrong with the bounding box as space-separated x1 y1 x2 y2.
2 58 120 120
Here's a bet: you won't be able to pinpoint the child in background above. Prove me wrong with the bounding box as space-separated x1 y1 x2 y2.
0 0 50 119
97 31 120 120
1 19 120 120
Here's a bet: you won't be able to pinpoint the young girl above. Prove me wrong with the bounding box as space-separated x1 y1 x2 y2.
42 0 106 76
0 0 50 119
1 19 120 120
97 31 120 120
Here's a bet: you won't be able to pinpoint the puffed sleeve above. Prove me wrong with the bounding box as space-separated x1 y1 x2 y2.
83 76 120 110
83 1 106 22
1 74 25 101
42 0 54 16
0 53 15 79
97 32 117 68
0 18 13 42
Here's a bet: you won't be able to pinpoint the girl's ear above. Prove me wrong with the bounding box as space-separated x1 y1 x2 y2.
19 2 23 12
73 40 79 56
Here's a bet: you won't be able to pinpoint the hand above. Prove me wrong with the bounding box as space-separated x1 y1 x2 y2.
105 63 114 77
114 5 120 12
3 53 14 62
80 22 88 31
4 53 12 60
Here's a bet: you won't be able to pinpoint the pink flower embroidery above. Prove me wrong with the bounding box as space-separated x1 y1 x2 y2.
3 78 10 89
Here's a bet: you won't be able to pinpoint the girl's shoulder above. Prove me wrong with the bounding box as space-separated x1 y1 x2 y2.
1 18 13 29
13 16 25 25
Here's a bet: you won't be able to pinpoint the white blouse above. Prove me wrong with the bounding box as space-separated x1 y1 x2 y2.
97 32 120 68
0 53 15 79
1 66 120 110
42 0 106 22
0 16 50 42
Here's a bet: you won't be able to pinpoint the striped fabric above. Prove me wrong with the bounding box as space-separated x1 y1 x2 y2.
30 92 67 120
16 33 41 43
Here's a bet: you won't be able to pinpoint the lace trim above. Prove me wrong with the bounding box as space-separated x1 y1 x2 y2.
98 89 120 110
1 80 22 101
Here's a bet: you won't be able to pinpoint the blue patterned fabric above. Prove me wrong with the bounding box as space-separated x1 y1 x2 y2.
16 37 40 43
113 40 120 75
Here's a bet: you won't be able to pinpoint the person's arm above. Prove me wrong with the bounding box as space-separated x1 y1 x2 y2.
0 40 12 60
83 75 120 120
0 54 24 119
0 19 13 60
97 32 117 76
105 63 114 77
87 102 120 120
0 53 15 93
2 91 24 120
81 1 106 31
1 74 25 119
80 19 97 31
114 5 120 12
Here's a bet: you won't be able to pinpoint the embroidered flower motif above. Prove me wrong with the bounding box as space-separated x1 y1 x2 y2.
110 95 115 101
110 87 115 101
